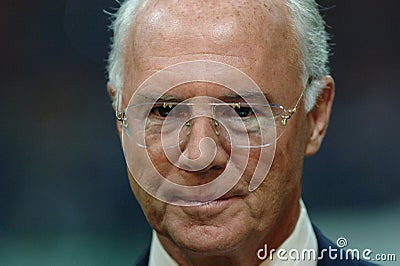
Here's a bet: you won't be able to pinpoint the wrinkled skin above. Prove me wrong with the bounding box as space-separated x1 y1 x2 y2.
109 0 334 265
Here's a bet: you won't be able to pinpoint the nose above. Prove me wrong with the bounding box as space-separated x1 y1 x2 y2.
178 116 228 174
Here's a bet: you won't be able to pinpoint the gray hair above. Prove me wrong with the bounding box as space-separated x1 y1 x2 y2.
285 0 330 111
107 0 330 112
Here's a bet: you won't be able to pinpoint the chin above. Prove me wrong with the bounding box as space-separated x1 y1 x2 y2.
173 224 245 253
163 202 253 254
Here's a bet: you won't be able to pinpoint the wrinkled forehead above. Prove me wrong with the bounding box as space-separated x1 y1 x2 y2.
122 0 302 105
130 0 293 55
133 0 289 38
128 60 270 105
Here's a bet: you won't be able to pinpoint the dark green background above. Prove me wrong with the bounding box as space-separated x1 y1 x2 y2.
1 0 399 264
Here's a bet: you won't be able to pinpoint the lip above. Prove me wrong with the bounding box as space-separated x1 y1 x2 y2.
180 195 243 217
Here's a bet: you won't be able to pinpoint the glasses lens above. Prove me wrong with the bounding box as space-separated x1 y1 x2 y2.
215 103 285 148
123 102 287 148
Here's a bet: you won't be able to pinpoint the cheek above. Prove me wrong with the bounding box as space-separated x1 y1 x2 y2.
127 170 168 232
147 147 170 173
146 148 192 186
271 111 310 177
239 125 305 221
266 139 304 192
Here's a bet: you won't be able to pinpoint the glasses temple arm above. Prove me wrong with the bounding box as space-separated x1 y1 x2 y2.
281 77 312 126
115 91 127 126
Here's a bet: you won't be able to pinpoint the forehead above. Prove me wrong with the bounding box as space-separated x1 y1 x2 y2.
123 0 302 103
133 0 288 49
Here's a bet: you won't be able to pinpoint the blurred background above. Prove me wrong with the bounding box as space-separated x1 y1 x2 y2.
1 0 399 265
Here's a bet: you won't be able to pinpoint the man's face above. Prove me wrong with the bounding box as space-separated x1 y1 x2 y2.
120 0 314 254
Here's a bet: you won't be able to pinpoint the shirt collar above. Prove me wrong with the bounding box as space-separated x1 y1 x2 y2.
259 199 318 266
149 199 317 266
149 228 178 266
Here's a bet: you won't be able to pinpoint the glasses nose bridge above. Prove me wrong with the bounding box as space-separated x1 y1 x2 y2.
183 102 218 129
178 103 219 142
181 114 222 162
185 111 220 137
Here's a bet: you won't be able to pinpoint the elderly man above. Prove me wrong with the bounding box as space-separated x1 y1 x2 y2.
106 0 375 265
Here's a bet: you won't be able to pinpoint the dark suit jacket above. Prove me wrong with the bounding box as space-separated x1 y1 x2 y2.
312 226 377 266
134 226 378 265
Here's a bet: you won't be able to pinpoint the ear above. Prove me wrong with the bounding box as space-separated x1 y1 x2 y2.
305 76 335 156
107 82 117 110
107 83 123 139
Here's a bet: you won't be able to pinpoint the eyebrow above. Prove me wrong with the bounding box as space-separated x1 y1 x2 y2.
134 91 272 102
219 92 271 101
135 93 182 102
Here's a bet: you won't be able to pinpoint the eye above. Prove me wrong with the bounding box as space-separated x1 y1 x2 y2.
151 103 176 117
232 104 253 117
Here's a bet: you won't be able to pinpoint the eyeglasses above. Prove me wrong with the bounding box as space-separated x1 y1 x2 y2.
116 80 310 149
